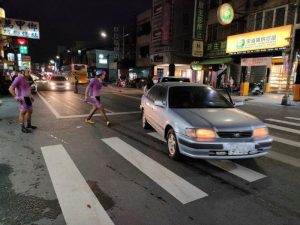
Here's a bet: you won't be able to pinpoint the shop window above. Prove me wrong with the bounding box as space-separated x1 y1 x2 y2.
264 10 274 29
255 12 263 30
274 7 286 27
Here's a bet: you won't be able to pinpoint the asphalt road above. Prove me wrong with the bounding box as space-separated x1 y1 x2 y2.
0 85 299 225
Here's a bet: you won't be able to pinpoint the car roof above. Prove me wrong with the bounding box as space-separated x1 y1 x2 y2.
157 82 208 88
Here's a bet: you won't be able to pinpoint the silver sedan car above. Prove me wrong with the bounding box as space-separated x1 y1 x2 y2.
140 82 272 160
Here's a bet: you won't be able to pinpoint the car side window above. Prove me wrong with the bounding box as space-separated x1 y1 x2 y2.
156 86 167 104
147 86 159 102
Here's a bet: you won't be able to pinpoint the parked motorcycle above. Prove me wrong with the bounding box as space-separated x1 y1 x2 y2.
251 82 264 95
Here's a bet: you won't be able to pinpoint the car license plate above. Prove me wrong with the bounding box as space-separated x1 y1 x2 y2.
224 143 256 156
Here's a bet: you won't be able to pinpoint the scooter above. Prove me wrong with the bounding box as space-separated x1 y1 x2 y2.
251 82 264 95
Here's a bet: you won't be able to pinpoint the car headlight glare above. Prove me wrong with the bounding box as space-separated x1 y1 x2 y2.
186 128 216 140
253 127 269 139
50 82 55 86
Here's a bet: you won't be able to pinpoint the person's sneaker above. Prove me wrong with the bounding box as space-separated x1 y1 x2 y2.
85 119 95 124
22 127 32 133
27 125 37 129
106 121 111 126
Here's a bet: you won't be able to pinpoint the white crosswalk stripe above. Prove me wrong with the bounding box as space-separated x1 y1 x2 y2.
265 119 300 127
272 136 300 148
267 151 300 168
102 137 208 204
285 117 300 121
41 145 115 225
147 132 267 182
266 123 300 135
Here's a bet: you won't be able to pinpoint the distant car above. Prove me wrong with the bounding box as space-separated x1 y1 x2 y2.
28 75 37 94
48 76 71 91
140 82 272 160
159 77 190 83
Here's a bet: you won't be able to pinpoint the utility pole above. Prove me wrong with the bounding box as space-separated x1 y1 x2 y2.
122 26 125 60
281 0 299 105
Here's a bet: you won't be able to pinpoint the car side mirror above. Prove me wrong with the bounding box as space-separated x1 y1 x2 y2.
154 100 165 107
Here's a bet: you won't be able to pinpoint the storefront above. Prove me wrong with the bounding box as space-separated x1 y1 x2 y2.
154 64 193 81
226 25 293 95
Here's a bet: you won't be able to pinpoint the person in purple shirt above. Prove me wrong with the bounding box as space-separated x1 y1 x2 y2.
84 70 110 126
8 70 37 133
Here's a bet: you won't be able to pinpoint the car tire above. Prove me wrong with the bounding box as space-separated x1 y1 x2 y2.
142 110 150 129
167 128 180 160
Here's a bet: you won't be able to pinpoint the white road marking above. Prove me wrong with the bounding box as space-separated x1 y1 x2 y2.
38 92 60 118
265 119 300 127
70 94 113 113
58 111 141 119
272 136 300 148
285 117 300 121
147 132 266 182
266 151 300 168
102 137 208 204
266 123 300 135
207 160 266 182
148 132 166 142
41 145 114 225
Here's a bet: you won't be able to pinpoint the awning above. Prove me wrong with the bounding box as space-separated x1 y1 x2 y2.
199 57 232 65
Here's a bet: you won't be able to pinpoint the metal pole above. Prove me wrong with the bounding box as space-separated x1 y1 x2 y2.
122 25 125 60
282 0 299 105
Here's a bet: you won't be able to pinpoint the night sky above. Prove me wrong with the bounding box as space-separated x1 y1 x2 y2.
3 0 152 62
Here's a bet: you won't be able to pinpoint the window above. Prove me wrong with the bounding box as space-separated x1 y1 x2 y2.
264 10 274 29
183 40 191 53
140 46 149 58
147 85 159 102
137 22 151 36
168 86 233 108
255 12 263 30
275 7 286 27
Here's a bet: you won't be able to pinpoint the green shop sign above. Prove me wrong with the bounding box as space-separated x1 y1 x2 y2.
217 3 234 25
190 61 203 71
19 46 28 54
206 41 227 57
194 0 206 40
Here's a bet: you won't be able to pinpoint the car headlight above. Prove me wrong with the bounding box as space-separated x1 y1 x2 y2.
253 127 269 139
186 128 216 141
50 82 55 86
66 82 71 86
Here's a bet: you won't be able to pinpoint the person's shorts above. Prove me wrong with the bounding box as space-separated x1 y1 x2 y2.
19 96 32 112
91 96 101 109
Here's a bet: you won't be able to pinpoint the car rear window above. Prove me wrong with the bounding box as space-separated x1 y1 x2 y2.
169 86 233 108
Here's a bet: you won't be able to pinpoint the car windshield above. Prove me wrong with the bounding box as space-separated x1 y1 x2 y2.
169 86 234 108
161 77 190 82
51 76 67 81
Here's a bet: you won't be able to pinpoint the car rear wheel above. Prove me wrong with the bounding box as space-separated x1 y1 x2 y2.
167 129 180 160
142 110 150 129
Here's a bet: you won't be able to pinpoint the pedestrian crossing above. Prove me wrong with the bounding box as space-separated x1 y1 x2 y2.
41 116 300 224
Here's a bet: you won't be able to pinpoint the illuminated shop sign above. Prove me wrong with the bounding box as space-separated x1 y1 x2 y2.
226 25 292 54
217 3 234 25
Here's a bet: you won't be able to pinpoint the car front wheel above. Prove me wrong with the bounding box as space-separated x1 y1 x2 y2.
167 128 180 160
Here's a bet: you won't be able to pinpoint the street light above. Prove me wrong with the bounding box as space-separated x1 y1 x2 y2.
56 55 60 59
100 31 107 38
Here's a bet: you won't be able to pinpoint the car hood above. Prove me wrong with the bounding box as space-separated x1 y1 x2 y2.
172 108 263 131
